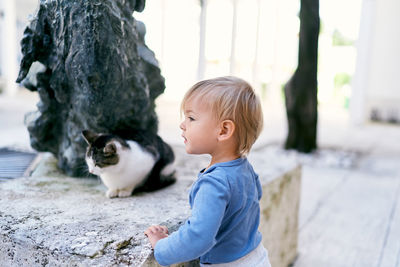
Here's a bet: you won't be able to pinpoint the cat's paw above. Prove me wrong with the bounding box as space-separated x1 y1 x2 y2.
161 163 176 177
106 189 119 198
118 189 133 198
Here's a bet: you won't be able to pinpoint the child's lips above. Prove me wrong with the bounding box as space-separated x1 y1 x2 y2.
182 135 187 144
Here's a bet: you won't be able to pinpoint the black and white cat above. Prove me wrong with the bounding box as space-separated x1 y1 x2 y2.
82 129 176 198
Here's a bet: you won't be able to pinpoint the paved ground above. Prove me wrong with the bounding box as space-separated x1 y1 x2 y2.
1 90 400 267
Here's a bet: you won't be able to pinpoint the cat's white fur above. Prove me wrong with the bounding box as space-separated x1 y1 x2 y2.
86 140 156 198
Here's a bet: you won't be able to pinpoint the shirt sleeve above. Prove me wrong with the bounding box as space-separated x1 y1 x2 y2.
154 174 230 266
256 173 263 200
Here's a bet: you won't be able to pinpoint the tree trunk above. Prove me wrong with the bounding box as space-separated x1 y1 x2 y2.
284 0 320 153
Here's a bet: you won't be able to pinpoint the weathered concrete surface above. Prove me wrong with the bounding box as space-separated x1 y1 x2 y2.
259 166 301 267
249 150 301 267
0 154 193 266
292 153 400 267
0 146 300 266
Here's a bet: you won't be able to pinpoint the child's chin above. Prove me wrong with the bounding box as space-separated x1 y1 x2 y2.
185 147 202 155
185 146 194 154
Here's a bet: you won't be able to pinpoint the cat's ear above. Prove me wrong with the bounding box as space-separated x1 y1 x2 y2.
82 130 98 145
104 143 117 155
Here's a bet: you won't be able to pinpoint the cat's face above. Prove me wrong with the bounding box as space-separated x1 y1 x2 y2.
82 130 125 175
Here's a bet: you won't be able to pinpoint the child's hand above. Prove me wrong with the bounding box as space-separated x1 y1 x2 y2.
144 225 169 248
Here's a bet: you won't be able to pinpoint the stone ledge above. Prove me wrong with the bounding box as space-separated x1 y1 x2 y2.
0 146 300 266
258 165 301 267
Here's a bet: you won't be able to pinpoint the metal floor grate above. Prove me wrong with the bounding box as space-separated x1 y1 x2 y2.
0 148 37 182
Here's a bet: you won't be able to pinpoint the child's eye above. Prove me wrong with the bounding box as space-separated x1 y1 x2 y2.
188 116 195 121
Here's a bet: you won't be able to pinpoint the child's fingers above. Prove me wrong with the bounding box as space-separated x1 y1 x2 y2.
159 226 169 235
144 225 168 236
144 226 157 236
144 229 151 236
153 225 167 234
160 225 169 234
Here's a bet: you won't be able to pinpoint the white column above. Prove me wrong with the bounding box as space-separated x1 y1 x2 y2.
350 0 376 124
229 0 238 75
252 0 262 92
269 0 282 104
159 0 166 69
0 0 18 96
197 0 207 81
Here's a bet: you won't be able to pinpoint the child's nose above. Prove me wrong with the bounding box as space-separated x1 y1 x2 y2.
180 121 185 130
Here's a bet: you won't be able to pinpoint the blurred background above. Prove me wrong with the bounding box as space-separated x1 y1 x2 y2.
1 0 399 266
0 0 399 149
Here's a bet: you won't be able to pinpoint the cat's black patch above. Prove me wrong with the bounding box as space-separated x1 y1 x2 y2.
113 129 176 192
84 133 129 168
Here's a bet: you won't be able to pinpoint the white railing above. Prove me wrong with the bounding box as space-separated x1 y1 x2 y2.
1 0 299 101
135 0 299 101
0 0 18 96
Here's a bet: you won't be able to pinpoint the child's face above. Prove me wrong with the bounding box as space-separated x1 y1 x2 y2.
180 97 220 155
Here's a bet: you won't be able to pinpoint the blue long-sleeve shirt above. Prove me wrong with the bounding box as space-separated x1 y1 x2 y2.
154 157 263 265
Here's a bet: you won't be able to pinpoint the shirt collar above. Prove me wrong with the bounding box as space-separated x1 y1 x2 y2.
199 157 246 175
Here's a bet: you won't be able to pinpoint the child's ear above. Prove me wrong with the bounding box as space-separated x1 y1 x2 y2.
217 120 235 141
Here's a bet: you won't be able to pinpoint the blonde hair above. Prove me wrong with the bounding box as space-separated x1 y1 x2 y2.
181 76 263 155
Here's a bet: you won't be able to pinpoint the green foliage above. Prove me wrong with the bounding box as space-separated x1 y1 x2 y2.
334 72 351 88
260 83 268 100
334 72 352 109
332 29 354 46
281 84 286 100
319 20 325 34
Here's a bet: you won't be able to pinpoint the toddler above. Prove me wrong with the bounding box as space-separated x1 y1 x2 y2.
145 76 271 266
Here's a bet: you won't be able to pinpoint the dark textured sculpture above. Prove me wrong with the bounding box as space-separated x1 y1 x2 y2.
16 0 170 176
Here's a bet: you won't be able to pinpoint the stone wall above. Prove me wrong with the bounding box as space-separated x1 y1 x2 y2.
0 146 301 266
259 167 301 267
